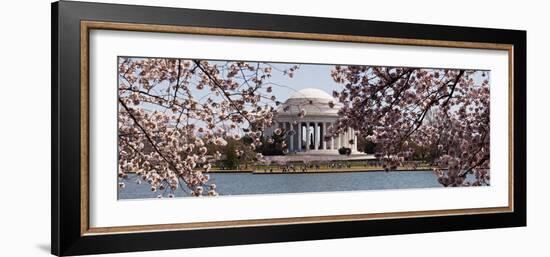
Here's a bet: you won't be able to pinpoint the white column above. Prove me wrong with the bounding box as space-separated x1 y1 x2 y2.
314 122 319 150
344 130 348 147
322 122 327 150
311 122 314 150
342 130 348 147
344 127 348 148
306 122 310 152
297 122 302 152
330 123 334 150
283 122 287 144
344 127 347 147
353 131 358 151
342 133 345 148
348 128 353 148
288 122 293 152
352 129 356 151
284 122 288 150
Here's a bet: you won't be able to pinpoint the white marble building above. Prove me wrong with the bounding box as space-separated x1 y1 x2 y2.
267 88 358 154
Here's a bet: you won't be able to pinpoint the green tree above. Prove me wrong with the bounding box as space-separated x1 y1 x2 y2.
257 133 286 156
223 139 240 169
357 127 377 154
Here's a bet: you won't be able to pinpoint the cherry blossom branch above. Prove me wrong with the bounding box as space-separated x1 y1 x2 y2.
402 71 465 139
193 60 255 126
118 98 181 174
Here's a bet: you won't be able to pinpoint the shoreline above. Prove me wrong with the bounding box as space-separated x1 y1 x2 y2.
206 167 437 174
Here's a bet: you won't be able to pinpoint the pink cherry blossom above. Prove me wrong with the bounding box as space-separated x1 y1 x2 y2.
331 66 490 186
117 57 298 196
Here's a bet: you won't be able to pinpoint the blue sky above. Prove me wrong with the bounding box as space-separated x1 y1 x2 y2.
120 57 489 122
252 62 339 101
121 58 489 108
204 61 340 104
197 61 488 104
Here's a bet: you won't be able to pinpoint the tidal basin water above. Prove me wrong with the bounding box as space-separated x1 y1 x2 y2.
117 170 462 199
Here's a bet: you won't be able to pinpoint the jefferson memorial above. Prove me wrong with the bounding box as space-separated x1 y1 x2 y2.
268 88 359 155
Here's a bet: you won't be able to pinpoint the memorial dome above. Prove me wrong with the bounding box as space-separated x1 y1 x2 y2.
276 88 342 117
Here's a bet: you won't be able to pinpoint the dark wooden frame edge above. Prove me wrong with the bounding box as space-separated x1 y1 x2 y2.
52 1 526 256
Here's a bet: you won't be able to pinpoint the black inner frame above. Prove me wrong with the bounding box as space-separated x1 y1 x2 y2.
52 1 526 256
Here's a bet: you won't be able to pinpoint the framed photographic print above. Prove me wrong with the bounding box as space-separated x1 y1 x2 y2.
51 1 526 256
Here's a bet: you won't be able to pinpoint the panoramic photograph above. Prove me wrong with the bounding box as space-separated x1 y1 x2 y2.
117 57 491 199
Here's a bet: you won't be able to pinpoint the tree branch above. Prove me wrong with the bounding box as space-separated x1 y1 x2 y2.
118 98 181 174
193 60 254 126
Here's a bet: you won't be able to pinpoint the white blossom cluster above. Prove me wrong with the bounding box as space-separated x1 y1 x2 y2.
118 58 298 197
331 66 490 186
